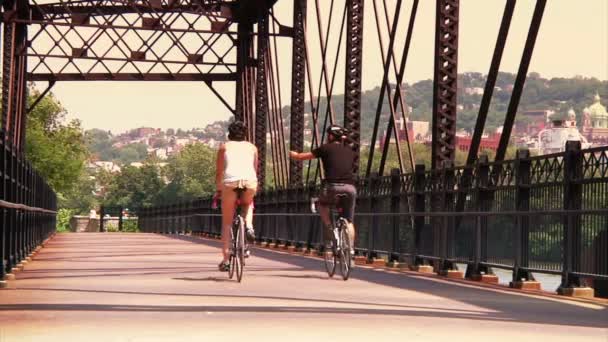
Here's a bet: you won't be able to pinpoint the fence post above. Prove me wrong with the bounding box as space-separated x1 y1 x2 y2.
439 161 462 277
118 206 124 232
466 155 496 281
511 148 537 289
368 172 379 262
413 163 426 267
389 168 401 264
558 141 591 296
99 206 105 232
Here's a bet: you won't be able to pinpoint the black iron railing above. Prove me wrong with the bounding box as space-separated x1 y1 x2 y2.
139 141 608 293
1 136 57 282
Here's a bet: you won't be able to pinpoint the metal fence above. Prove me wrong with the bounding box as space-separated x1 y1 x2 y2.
139 141 608 292
1 135 57 282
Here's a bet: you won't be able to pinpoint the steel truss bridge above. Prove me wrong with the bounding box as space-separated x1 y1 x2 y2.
0 0 607 299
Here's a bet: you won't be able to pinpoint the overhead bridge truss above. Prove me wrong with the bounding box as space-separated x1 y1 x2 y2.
2 0 547 190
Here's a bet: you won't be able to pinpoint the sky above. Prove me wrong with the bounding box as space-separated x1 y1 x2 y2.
32 0 608 133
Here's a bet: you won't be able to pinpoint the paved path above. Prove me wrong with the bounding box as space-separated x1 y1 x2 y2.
1 233 606 342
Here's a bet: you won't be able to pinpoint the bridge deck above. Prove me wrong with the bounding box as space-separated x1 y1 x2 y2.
1 233 606 341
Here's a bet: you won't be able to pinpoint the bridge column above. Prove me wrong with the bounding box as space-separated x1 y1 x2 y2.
466 155 497 283
289 0 306 186
558 141 594 297
438 161 463 278
1 0 29 150
431 0 459 170
344 0 364 175
412 163 430 270
255 13 270 188
510 149 540 290
235 21 255 140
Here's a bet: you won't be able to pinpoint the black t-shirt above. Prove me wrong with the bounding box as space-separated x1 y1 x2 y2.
312 142 356 184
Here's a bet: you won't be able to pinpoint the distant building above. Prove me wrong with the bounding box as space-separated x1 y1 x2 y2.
454 129 501 153
464 87 484 96
582 93 608 145
378 118 429 149
515 109 555 137
133 127 159 138
87 161 121 173
536 119 591 154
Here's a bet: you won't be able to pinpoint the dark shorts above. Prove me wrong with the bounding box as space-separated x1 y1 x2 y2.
318 183 357 222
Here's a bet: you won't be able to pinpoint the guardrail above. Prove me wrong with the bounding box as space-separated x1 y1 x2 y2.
1 136 57 282
139 141 608 296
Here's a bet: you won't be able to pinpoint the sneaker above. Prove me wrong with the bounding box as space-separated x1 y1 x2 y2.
218 261 230 272
246 227 256 243
244 247 251 258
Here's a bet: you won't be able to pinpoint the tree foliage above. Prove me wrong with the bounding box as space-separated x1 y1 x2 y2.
103 160 164 209
158 143 216 202
24 88 92 213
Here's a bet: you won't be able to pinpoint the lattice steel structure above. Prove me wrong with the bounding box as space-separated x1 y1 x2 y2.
343 0 364 175
431 0 458 170
2 0 552 187
288 0 305 185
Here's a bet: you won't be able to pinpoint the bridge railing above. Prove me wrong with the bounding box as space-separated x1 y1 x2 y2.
139 141 608 292
1 135 57 282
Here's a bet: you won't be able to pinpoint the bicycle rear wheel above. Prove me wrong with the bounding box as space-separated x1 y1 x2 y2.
228 224 237 279
235 216 245 282
338 224 352 280
324 239 337 278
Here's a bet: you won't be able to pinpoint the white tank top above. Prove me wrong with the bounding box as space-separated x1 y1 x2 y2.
223 141 257 183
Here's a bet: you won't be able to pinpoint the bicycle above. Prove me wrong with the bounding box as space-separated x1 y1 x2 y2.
311 195 353 281
214 187 250 282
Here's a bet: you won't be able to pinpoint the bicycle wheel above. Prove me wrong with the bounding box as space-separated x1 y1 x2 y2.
324 236 337 278
235 216 245 282
228 224 237 279
338 222 352 281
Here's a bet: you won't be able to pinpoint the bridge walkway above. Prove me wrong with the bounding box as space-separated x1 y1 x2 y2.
0 233 606 341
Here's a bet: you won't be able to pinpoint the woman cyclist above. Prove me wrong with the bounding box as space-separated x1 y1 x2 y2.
215 121 258 272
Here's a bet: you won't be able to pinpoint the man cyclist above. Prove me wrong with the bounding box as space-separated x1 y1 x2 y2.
289 125 357 252
215 121 258 272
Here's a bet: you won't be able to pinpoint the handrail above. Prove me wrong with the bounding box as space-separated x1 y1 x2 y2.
0 200 57 214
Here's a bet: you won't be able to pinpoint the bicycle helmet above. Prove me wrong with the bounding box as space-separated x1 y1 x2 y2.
326 125 347 139
228 120 247 141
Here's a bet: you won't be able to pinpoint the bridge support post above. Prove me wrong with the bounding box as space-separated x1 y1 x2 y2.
1 145 6 281
510 149 540 290
411 163 433 272
289 0 306 186
388 168 402 266
344 0 364 175
466 155 497 283
558 141 594 298
2 0 29 151
367 173 379 263
431 0 459 170
118 206 124 232
438 161 463 278
255 13 270 189
235 20 255 139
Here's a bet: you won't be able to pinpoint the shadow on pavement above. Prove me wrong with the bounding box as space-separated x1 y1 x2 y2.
168 234 608 329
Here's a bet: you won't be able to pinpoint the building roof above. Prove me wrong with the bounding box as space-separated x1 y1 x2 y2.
588 92 607 119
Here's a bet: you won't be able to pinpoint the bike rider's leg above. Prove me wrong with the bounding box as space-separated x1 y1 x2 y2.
239 185 257 243
220 186 238 264
341 184 357 252
318 203 334 245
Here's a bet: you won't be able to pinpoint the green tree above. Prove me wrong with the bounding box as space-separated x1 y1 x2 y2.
85 128 117 161
159 143 216 202
117 143 148 165
103 161 164 209
25 88 91 211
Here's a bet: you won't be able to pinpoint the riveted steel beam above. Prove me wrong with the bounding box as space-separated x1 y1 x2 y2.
431 0 459 170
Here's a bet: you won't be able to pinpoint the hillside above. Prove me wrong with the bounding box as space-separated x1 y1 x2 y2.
281 72 608 142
